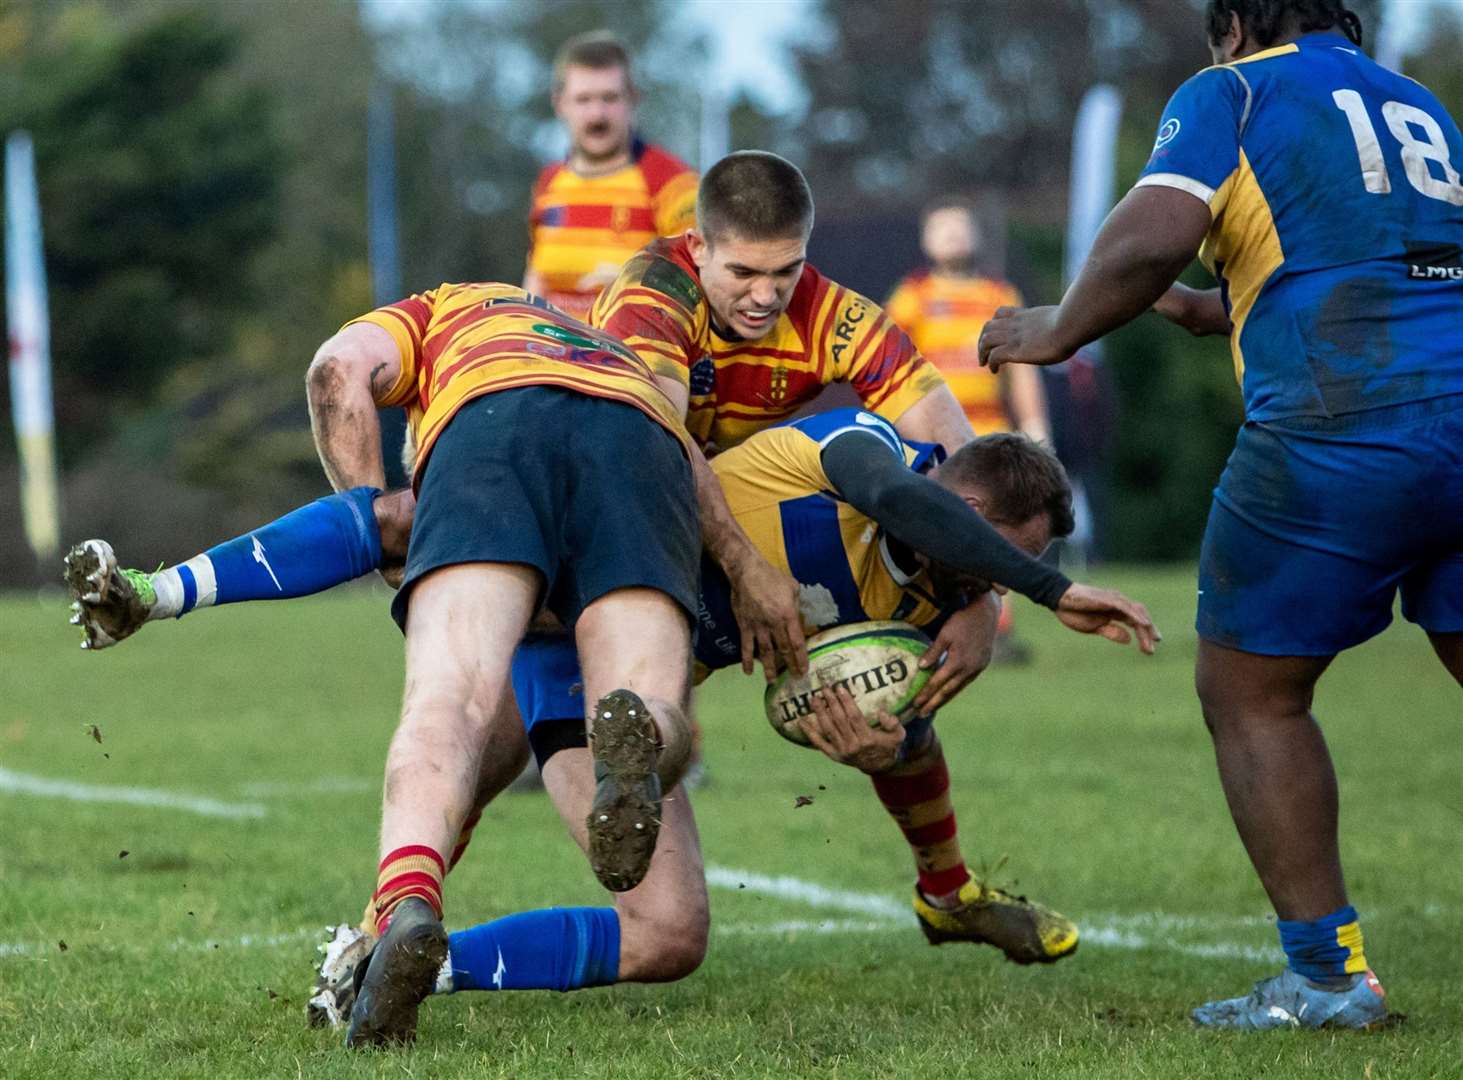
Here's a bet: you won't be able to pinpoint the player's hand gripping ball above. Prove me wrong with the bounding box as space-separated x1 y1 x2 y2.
764 621 932 746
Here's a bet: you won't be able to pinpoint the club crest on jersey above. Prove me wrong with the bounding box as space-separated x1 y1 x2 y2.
1153 118 1181 151
690 356 716 396
769 365 789 403
611 204 631 233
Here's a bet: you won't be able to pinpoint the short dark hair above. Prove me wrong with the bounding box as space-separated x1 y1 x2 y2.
939 434 1075 539
697 151 814 245
552 30 634 95
1204 0 1363 49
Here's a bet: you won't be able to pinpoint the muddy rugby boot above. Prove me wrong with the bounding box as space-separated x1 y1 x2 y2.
1192 968 1390 1030
65 539 157 650
913 878 1080 964
307 923 375 1029
345 898 448 1048
586 689 662 893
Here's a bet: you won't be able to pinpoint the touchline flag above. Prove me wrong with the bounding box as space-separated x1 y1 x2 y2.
5 130 61 564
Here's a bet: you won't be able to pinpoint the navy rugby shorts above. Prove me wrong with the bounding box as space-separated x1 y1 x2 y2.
1197 395 1463 655
391 386 698 632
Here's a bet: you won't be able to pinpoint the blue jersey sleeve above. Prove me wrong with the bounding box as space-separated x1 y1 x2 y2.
784 408 905 460
1137 66 1248 210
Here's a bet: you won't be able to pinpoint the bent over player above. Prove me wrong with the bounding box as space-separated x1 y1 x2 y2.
979 0 1463 1030
66 284 704 1048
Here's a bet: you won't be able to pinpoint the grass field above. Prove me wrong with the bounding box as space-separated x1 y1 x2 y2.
1 566 1460 1078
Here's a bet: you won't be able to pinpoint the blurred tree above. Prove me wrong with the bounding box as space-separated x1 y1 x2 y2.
0 2 281 462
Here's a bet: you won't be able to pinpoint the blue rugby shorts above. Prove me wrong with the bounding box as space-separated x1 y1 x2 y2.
1197 395 1463 655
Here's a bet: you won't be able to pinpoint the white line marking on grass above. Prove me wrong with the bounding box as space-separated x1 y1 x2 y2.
238 777 376 798
0 766 266 819
716 919 897 936
706 864 1281 961
705 864 908 920
0 927 319 962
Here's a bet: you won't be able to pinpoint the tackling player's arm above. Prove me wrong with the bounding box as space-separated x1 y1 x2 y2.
888 384 976 453
307 322 400 491
655 373 809 680
306 321 413 584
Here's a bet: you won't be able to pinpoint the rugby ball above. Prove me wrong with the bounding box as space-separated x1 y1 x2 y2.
764 621 933 746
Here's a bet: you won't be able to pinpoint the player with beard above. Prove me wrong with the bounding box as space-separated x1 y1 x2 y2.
523 31 698 321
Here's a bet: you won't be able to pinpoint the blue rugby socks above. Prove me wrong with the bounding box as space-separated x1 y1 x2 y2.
1278 904 1369 985
148 488 383 618
440 908 620 993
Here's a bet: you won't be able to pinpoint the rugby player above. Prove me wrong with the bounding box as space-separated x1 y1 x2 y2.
523 31 698 321
66 409 1157 1036
886 196 1053 663
978 0 1463 1030
66 283 704 1047
886 197 1049 441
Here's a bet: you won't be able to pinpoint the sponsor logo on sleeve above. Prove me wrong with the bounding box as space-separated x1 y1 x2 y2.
1153 117 1181 152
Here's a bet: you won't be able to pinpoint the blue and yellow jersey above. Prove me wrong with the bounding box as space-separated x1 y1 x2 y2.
1138 32 1463 420
693 408 955 672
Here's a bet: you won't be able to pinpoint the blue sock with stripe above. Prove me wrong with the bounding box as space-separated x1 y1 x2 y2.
443 907 620 993
1278 904 1368 983
150 488 382 618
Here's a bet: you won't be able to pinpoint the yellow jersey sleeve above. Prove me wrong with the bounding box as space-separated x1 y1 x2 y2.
345 288 440 408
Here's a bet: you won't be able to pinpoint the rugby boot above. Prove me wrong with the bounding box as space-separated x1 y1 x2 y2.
345 898 448 1048
913 878 1079 964
64 539 155 650
586 689 662 892
307 923 375 1029
1192 968 1389 1030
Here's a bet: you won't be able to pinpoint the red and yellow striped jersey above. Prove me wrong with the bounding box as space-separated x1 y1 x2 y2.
526 139 698 321
592 236 947 450
351 283 690 485
885 271 1023 434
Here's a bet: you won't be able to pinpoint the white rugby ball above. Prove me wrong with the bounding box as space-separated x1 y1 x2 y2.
764 620 932 746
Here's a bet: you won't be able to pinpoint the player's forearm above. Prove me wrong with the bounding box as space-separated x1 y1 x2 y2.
1153 283 1232 337
306 352 387 492
822 437 1071 607
891 385 975 452
691 443 761 573
1050 187 1208 354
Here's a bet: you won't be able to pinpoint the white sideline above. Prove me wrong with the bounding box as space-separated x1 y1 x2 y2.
0 765 266 819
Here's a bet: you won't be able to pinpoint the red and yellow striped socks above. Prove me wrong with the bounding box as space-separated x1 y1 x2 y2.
372 845 445 934
870 746 971 901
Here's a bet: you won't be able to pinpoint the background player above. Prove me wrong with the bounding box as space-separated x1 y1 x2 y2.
522 30 698 320
978 0 1463 1030
886 197 1049 442
886 196 1052 663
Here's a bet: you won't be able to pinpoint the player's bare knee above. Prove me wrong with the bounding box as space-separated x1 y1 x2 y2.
618 898 708 982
